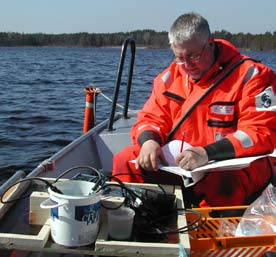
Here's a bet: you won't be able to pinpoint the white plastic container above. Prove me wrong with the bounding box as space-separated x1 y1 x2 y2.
40 180 101 247
108 207 135 240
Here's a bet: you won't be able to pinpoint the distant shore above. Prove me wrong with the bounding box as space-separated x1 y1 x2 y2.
0 30 275 51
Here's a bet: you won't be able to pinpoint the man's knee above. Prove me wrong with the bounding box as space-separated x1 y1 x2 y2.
194 171 247 206
112 145 144 183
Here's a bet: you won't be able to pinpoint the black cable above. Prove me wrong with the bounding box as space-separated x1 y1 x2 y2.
0 177 63 204
134 208 206 236
101 175 155 221
0 166 105 204
102 173 207 235
0 166 206 236
54 165 104 183
110 172 167 195
100 175 145 210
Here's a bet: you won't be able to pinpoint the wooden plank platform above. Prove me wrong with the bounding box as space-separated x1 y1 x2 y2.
0 220 51 249
4 182 191 256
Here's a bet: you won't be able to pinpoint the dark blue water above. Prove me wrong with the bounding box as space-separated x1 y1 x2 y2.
0 47 275 177
0 47 172 175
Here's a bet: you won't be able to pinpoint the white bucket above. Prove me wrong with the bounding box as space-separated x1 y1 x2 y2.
40 180 101 247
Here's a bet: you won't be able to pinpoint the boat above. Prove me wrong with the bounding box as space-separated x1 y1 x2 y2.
0 38 275 257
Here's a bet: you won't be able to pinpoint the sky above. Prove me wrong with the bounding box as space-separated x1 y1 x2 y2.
0 0 275 35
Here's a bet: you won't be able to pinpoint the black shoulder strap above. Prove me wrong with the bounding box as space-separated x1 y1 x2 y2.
167 57 256 141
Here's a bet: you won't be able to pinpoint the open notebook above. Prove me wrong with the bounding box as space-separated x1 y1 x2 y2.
159 140 273 187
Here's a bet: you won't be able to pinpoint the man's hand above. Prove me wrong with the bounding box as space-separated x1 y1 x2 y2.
175 146 208 170
135 140 166 171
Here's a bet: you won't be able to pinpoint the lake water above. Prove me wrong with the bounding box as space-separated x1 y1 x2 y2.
0 46 276 178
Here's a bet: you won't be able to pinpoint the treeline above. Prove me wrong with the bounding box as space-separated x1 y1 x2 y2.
0 29 276 51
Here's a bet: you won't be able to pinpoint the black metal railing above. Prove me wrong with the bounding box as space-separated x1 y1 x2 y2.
107 38 136 131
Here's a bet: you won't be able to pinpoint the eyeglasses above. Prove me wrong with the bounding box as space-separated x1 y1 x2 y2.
174 42 208 65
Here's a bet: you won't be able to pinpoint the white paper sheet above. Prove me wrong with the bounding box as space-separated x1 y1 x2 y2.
160 140 272 187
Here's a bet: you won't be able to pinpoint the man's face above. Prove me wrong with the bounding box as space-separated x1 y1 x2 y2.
172 38 214 80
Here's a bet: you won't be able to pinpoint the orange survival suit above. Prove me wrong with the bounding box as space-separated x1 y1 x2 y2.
112 39 276 207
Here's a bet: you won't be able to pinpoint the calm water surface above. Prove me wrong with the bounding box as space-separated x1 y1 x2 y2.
0 47 275 177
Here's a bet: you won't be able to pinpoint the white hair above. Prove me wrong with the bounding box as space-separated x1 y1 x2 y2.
168 12 211 45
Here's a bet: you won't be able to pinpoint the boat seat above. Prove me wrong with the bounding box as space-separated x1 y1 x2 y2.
95 115 136 173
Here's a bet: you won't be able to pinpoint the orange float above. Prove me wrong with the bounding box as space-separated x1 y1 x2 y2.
83 85 101 133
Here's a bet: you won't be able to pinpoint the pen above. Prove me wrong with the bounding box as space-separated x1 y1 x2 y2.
180 132 186 153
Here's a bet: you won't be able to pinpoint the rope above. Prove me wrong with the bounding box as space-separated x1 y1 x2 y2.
99 91 125 110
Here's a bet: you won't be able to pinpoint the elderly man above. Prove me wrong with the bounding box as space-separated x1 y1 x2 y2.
112 12 276 207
